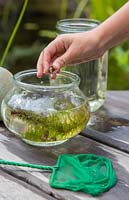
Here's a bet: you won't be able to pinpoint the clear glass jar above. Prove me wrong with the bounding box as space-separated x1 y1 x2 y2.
1 69 90 146
56 18 108 112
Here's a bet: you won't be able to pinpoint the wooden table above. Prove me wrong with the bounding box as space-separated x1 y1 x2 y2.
83 91 129 153
0 91 129 200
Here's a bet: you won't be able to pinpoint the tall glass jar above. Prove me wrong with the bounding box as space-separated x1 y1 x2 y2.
1 69 90 147
56 18 108 112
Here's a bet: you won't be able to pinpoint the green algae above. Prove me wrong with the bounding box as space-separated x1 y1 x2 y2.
4 101 89 143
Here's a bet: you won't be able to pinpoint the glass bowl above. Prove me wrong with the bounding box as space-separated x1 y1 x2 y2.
1 69 90 146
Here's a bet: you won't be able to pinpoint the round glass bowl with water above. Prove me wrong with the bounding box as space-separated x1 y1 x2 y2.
1 69 90 146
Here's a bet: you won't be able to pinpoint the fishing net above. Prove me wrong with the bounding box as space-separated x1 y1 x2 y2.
0 154 117 196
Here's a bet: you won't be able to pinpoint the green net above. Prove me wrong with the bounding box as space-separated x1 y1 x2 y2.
0 154 117 196
50 154 117 196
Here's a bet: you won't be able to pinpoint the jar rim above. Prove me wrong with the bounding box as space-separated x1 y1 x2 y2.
13 69 80 92
56 18 100 33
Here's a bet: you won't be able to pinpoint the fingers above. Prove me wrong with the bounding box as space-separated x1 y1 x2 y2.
52 45 77 69
37 51 43 78
36 34 76 79
37 50 51 78
37 44 56 78
50 68 60 79
43 41 58 74
37 36 67 78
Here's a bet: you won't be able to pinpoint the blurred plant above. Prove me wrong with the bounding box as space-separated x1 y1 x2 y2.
111 47 129 73
39 30 57 39
0 0 28 66
24 22 39 30
73 0 88 18
6 43 44 74
38 0 88 39
1 0 129 90
90 0 127 21
60 0 68 19
89 0 129 89
1 0 13 27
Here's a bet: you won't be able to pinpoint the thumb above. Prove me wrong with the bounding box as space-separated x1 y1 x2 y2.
52 47 73 70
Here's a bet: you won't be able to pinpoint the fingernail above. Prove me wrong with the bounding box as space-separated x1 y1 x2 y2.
51 72 57 79
53 62 60 69
37 72 42 78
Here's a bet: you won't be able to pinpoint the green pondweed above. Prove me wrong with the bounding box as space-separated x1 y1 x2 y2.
2 97 89 146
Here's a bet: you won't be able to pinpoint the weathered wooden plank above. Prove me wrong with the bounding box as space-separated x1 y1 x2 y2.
0 121 6 132
0 129 129 200
82 91 129 153
0 168 55 200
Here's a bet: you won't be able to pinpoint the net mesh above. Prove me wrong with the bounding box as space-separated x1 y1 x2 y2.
0 154 117 196
50 154 117 196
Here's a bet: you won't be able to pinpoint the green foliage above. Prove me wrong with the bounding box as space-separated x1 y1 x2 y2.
90 0 127 21
0 0 28 66
38 30 57 38
73 0 88 18
60 0 68 19
89 0 129 90
1 0 129 90
111 47 129 73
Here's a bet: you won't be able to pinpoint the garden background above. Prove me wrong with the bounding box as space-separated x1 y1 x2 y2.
0 0 129 90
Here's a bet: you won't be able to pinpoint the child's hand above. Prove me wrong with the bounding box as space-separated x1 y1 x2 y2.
37 30 104 78
37 2 129 79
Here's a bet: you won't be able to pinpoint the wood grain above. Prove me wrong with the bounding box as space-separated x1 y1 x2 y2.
0 128 129 200
82 91 129 153
0 169 55 200
0 121 5 132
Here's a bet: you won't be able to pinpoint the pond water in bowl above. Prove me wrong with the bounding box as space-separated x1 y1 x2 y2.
1 70 90 146
2 94 89 146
